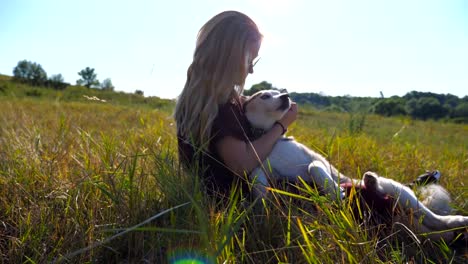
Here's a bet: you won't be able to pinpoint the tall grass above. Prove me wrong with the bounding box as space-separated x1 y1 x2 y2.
0 97 466 263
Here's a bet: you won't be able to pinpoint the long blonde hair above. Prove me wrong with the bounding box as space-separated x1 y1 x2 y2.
175 11 263 149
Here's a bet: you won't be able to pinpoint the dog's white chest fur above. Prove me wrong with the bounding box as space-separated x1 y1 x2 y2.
266 139 315 177
249 137 342 199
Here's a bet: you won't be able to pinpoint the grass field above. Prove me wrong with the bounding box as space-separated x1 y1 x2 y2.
0 91 467 263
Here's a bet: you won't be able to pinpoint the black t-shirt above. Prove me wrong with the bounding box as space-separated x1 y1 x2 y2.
177 96 254 197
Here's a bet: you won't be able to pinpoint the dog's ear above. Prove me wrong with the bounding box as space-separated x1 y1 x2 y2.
245 100 256 112
279 88 288 93
244 93 261 110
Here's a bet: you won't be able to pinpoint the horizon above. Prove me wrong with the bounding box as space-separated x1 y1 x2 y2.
1 0 467 99
3 71 466 99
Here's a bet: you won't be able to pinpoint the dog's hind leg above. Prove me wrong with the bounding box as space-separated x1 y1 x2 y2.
363 171 468 231
308 161 345 202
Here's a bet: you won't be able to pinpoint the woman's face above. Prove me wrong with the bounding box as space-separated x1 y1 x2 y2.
246 41 261 75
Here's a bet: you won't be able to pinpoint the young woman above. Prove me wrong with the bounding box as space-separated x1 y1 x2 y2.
174 11 298 197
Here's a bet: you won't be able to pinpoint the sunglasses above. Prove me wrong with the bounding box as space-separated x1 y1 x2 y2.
248 57 261 73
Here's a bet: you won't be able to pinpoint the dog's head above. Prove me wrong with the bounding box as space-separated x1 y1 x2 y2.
244 90 291 130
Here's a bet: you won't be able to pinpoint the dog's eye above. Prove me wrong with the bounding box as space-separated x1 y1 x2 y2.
260 94 271 100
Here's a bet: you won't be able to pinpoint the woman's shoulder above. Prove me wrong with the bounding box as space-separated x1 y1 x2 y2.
217 97 244 117
212 97 252 141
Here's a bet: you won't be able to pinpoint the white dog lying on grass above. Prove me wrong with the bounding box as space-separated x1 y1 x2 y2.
244 89 468 241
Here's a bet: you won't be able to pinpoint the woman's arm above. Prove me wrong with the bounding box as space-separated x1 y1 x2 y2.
216 103 298 176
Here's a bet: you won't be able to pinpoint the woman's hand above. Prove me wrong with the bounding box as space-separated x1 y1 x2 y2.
216 101 298 176
279 102 298 128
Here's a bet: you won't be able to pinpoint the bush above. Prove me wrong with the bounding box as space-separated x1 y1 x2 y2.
0 83 6 94
348 112 367 135
48 74 68 90
25 89 42 97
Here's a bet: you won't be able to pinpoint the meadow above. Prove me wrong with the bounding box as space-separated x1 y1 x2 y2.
0 82 467 263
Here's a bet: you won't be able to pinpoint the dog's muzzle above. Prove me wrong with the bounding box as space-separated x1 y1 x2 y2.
277 93 291 111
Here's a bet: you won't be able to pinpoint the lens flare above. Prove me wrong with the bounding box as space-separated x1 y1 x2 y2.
168 250 213 264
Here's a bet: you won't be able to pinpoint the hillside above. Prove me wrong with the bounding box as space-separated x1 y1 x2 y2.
3 74 468 123
0 74 174 112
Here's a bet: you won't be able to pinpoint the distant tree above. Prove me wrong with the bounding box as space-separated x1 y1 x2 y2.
331 96 353 112
243 81 277 96
48 74 67 90
444 94 459 108
30 63 47 86
135 90 144 96
49 73 64 83
373 98 407 117
77 67 99 88
406 97 449 120
13 60 47 86
449 102 468 123
290 92 331 108
452 103 468 118
13 60 32 81
101 78 114 91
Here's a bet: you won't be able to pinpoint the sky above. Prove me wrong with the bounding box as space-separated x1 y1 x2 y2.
1 0 467 99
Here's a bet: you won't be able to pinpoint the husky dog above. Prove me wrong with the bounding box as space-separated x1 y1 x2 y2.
244 89 468 240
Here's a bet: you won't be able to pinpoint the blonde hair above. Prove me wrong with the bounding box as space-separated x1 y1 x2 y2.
175 11 263 149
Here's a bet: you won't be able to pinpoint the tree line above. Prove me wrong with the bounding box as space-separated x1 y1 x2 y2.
11 60 116 92
244 81 468 123
8 60 467 123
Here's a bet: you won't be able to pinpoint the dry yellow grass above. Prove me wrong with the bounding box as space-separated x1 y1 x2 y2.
0 97 467 263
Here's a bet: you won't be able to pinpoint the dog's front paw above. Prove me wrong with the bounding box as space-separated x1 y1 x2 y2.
363 171 379 190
